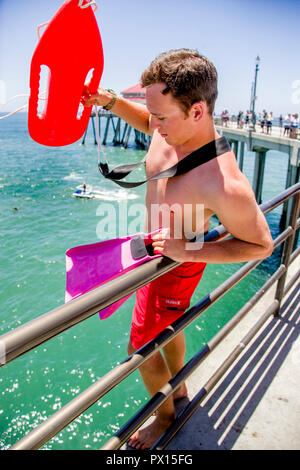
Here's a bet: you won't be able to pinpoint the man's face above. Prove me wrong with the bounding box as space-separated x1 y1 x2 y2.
146 83 195 146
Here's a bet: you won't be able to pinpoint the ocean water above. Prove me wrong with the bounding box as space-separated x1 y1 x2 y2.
0 113 290 450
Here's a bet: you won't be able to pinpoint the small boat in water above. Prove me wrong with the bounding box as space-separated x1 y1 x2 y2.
72 184 94 199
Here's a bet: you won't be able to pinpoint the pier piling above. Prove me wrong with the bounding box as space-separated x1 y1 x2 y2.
83 110 151 150
253 148 267 204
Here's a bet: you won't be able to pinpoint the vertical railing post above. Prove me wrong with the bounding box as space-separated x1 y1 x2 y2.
239 141 245 171
253 149 267 204
233 140 239 160
274 191 300 316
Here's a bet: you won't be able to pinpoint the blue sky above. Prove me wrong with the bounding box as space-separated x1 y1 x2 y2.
0 0 300 115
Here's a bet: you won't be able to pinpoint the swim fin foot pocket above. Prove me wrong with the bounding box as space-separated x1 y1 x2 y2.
130 235 156 259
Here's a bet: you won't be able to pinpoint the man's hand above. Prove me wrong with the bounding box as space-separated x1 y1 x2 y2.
152 228 191 262
81 84 113 108
151 212 200 262
81 82 151 135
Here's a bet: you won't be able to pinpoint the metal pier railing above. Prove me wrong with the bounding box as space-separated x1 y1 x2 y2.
1 183 299 450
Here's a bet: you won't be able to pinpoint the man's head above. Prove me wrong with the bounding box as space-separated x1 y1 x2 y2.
141 49 218 116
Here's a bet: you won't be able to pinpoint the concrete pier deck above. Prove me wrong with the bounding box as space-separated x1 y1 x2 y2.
216 121 300 167
165 257 300 450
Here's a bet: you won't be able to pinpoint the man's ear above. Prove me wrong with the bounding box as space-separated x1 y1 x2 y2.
191 102 205 121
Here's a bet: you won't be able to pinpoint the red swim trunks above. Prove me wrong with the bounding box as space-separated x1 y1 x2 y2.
130 262 206 350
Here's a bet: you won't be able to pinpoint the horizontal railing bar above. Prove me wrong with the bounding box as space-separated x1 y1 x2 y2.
152 299 279 450
0 256 178 367
1 183 299 368
272 226 294 248
208 264 286 350
9 227 293 450
259 182 300 215
1 225 230 368
101 264 286 450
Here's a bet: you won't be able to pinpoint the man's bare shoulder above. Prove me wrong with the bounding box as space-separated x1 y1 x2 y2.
204 154 255 209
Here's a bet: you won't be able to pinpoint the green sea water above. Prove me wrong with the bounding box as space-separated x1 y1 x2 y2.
0 113 288 449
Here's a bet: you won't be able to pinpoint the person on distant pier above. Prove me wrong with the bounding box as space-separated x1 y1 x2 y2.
223 109 229 127
284 113 291 136
260 110 267 133
290 113 299 139
221 110 226 126
266 112 273 134
237 110 244 128
82 49 273 449
245 110 250 128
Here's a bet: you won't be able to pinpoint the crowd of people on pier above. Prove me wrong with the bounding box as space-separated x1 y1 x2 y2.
219 109 299 138
282 113 299 138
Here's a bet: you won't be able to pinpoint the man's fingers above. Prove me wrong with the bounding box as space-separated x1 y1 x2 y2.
152 228 170 241
81 92 99 107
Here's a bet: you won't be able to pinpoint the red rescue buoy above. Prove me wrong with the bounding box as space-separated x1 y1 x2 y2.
28 0 104 146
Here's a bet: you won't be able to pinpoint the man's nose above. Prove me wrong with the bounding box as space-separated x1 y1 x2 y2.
149 115 161 130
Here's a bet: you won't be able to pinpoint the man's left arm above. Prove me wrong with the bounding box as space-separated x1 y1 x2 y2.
192 188 274 263
153 188 274 263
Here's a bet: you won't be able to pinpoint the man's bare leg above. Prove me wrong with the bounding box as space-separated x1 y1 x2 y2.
163 331 188 400
127 333 187 449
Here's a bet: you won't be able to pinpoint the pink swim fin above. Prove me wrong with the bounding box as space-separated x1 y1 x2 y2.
65 231 161 319
28 0 104 146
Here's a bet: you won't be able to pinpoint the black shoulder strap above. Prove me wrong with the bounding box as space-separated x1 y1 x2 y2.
98 136 230 188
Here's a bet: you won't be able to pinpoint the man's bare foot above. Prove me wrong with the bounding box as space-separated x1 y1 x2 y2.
128 415 174 450
152 383 188 416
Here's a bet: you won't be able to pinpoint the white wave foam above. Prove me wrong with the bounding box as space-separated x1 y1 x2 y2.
63 172 83 182
92 188 138 201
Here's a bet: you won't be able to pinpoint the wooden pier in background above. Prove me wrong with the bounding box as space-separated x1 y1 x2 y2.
82 109 151 150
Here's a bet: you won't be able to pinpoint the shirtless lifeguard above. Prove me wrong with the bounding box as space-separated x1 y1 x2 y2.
82 49 273 449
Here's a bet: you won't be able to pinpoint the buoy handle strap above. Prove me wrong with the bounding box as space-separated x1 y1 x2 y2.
37 22 49 40
37 1 98 39
78 0 98 11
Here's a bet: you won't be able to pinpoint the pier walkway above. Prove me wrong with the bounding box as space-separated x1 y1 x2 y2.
164 257 299 450
216 120 299 140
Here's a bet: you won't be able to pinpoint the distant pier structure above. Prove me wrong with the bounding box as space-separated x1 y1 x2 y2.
82 83 151 149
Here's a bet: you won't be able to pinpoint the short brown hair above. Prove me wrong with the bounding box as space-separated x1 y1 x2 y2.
141 49 218 115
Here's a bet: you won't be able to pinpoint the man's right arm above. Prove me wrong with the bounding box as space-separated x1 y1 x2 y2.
82 86 152 136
